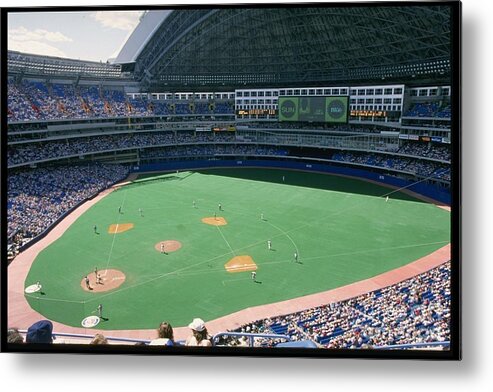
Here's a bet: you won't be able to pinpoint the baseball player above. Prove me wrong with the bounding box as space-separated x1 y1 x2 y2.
282 175 285 182
97 304 103 318
96 273 103 285
118 206 122 214
251 271 257 282
386 196 389 202
93 225 97 234
36 281 41 290
139 208 143 217
84 276 91 290
294 251 298 263
268 240 272 250
193 200 196 208
260 213 264 220
94 266 98 276
214 212 217 220
218 203 222 211
161 243 165 254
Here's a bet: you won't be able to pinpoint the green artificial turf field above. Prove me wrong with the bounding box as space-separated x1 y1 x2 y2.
24 168 450 330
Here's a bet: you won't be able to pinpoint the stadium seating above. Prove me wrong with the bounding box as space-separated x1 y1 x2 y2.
7 131 286 166
7 80 234 122
232 262 451 348
404 102 451 118
331 151 450 180
7 163 129 260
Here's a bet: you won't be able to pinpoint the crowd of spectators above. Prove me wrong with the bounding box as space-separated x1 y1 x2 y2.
140 144 287 160
404 102 451 118
239 122 386 134
397 141 450 161
231 261 451 349
8 136 450 181
8 132 174 166
8 81 39 122
8 317 213 347
331 151 451 181
8 127 450 168
8 131 253 166
7 79 234 122
7 163 129 259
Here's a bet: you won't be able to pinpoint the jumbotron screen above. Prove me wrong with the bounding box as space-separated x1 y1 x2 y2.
278 96 349 123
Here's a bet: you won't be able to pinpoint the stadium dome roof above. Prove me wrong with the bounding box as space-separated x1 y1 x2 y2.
117 5 452 90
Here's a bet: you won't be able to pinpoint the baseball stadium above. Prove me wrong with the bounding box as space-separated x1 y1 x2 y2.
5 4 457 353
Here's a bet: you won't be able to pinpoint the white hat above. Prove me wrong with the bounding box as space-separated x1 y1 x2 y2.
188 318 206 332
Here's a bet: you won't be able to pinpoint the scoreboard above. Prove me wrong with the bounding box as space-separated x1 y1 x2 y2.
236 109 277 116
278 96 349 123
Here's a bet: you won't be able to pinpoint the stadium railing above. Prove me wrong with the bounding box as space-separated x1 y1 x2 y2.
212 331 292 347
373 341 450 350
14 329 447 349
14 330 294 347
16 330 149 345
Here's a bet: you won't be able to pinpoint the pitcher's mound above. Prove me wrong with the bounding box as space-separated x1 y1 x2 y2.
81 269 126 292
225 255 257 273
154 240 182 253
108 223 134 234
202 217 227 226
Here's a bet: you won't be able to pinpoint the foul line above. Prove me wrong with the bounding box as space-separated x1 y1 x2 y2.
266 220 299 256
216 225 236 256
222 277 251 286
103 189 127 275
380 174 445 198
25 295 85 304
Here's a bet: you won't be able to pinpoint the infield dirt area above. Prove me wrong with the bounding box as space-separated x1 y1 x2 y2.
154 240 182 253
225 255 257 273
108 223 134 233
202 216 228 226
80 269 126 292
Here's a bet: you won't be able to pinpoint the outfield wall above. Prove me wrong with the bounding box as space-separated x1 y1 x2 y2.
132 159 451 205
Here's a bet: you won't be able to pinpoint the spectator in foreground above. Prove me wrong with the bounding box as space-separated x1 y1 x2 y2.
90 333 109 345
25 320 54 344
185 318 212 347
7 328 24 343
149 321 175 346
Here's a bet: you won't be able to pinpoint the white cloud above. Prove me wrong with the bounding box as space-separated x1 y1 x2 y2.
8 40 68 58
90 11 143 31
9 26 72 43
8 26 72 57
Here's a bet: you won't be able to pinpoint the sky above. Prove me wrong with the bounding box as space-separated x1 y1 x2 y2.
7 10 145 62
